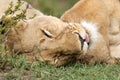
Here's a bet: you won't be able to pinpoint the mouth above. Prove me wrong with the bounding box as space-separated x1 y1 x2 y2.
79 34 90 50
74 32 90 50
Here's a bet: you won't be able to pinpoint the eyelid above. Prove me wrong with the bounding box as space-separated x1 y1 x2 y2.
40 29 53 38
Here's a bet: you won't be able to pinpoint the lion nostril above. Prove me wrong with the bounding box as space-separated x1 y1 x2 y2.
83 39 86 42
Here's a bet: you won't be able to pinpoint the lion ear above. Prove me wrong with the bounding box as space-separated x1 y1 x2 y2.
14 20 28 34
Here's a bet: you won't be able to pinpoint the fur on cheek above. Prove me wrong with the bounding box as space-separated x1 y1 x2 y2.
80 20 100 48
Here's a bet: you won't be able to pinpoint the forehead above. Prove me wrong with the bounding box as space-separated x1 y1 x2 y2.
27 16 66 35
28 16 86 35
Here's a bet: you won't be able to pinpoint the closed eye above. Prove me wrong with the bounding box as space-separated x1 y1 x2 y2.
41 29 53 38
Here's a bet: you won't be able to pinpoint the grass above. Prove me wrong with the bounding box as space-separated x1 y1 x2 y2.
0 0 120 80
0 58 120 80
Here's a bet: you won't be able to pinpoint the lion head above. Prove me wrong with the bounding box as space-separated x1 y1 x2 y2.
6 16 89 66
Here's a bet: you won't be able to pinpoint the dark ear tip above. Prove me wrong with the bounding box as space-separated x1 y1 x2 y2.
0 19 5 27
0 19 2 24
0 19 5 34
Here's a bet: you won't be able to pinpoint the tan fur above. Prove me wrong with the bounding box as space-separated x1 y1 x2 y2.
101 0 120 58
61 0 120 64
6 15 90 66
0 0 43 19
1 0 90 66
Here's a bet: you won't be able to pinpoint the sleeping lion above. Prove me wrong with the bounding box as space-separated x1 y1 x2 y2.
1 0 119 66
1 0 91 66
61 0 120 64
6 16 90 66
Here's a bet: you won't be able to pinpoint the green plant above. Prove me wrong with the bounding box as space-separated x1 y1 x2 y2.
0 0 27 35
0 0 29 71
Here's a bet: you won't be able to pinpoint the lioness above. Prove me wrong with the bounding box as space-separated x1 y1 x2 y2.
61 0 120 64
6 16 90 66
0 0 90 66
0 0 89 66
